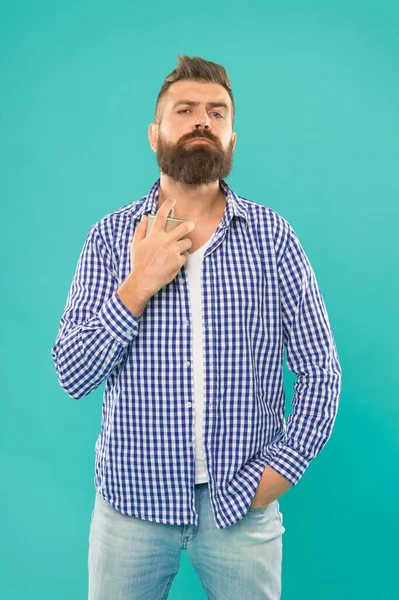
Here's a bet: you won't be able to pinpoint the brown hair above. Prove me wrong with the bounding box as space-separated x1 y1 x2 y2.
154 55 235 125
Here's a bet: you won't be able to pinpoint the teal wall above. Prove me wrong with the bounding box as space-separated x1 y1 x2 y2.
1 1 398 598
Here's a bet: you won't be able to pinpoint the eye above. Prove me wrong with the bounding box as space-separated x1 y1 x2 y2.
177 108 224 118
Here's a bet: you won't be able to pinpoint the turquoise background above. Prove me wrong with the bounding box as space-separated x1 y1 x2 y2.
1 0 398 598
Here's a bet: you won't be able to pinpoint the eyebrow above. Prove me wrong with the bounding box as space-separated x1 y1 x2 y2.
172 100 229 112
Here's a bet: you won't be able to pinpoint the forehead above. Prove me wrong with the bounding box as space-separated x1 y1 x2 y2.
163 80 231 110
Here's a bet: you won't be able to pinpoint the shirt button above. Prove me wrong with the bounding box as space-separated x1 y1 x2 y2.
185 320 190 327
185 361 191 367
187 402 192 407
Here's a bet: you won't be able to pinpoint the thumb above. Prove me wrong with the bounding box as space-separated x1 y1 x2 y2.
132 214 148 246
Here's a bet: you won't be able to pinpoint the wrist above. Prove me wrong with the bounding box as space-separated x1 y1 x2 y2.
117 274 152 318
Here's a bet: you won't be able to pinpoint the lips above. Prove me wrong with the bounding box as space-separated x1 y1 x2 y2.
187 138 212 144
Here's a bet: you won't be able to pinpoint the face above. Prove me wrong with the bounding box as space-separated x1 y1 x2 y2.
149 80 237 186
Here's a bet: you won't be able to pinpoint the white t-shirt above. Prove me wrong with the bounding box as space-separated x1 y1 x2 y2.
184 233 215 484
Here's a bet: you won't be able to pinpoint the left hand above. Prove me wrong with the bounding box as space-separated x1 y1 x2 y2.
250 465 293 508
250 491 272 509
250 487 271 508
250 500 272 509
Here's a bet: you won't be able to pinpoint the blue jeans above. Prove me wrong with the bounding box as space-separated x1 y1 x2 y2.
88 482 285 600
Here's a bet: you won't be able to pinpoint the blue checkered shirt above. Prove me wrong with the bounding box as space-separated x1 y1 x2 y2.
51 178 342 529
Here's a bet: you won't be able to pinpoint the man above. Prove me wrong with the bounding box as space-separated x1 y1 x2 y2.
52 55 342 600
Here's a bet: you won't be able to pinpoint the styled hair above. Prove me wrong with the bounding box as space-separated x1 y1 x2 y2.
154 55 235 125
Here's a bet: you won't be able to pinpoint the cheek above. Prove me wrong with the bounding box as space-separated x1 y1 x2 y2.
220 134 233 151
160 122 184 144
217 125 232 142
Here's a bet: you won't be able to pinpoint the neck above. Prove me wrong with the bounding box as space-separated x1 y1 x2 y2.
157 173 226 221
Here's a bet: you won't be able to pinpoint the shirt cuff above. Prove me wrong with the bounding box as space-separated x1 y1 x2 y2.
98 292 140 346
264 443 310 487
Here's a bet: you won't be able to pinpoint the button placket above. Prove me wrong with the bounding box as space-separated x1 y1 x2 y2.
180 270 195 449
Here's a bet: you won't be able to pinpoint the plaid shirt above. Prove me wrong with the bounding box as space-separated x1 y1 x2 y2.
51 178 342 529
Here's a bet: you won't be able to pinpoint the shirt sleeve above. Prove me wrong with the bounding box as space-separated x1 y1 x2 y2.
51 224 140 399
264 224 342 486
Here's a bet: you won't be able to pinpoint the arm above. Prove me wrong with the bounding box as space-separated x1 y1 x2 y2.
51 225 143 399
263 224 342 488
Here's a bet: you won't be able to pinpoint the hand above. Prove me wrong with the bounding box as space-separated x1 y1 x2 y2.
129 197 195 298
250 500 271 509
249 465 293 509
250 493 272 509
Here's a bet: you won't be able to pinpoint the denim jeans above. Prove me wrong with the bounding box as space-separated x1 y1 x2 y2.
88 482 285 600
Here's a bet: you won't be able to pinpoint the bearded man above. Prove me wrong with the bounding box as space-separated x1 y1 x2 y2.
52 55 342 600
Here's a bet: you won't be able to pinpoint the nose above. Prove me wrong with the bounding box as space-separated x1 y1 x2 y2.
194 114 211 130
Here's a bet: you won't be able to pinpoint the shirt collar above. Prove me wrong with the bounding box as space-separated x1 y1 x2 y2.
137 178 249 230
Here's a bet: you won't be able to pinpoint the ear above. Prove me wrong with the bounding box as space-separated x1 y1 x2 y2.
148 122 158 153
231 131 237 151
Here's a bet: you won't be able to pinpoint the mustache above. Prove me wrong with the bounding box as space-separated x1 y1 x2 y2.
179 131 220 147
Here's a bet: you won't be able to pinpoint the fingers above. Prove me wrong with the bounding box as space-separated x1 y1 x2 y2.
152 197 195 240
152 197 177 233
134 197 195 251
132 214 148 247
176 237 193 253
168 220 195 242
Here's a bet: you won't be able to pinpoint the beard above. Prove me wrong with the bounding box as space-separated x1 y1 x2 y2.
156 129 235 186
